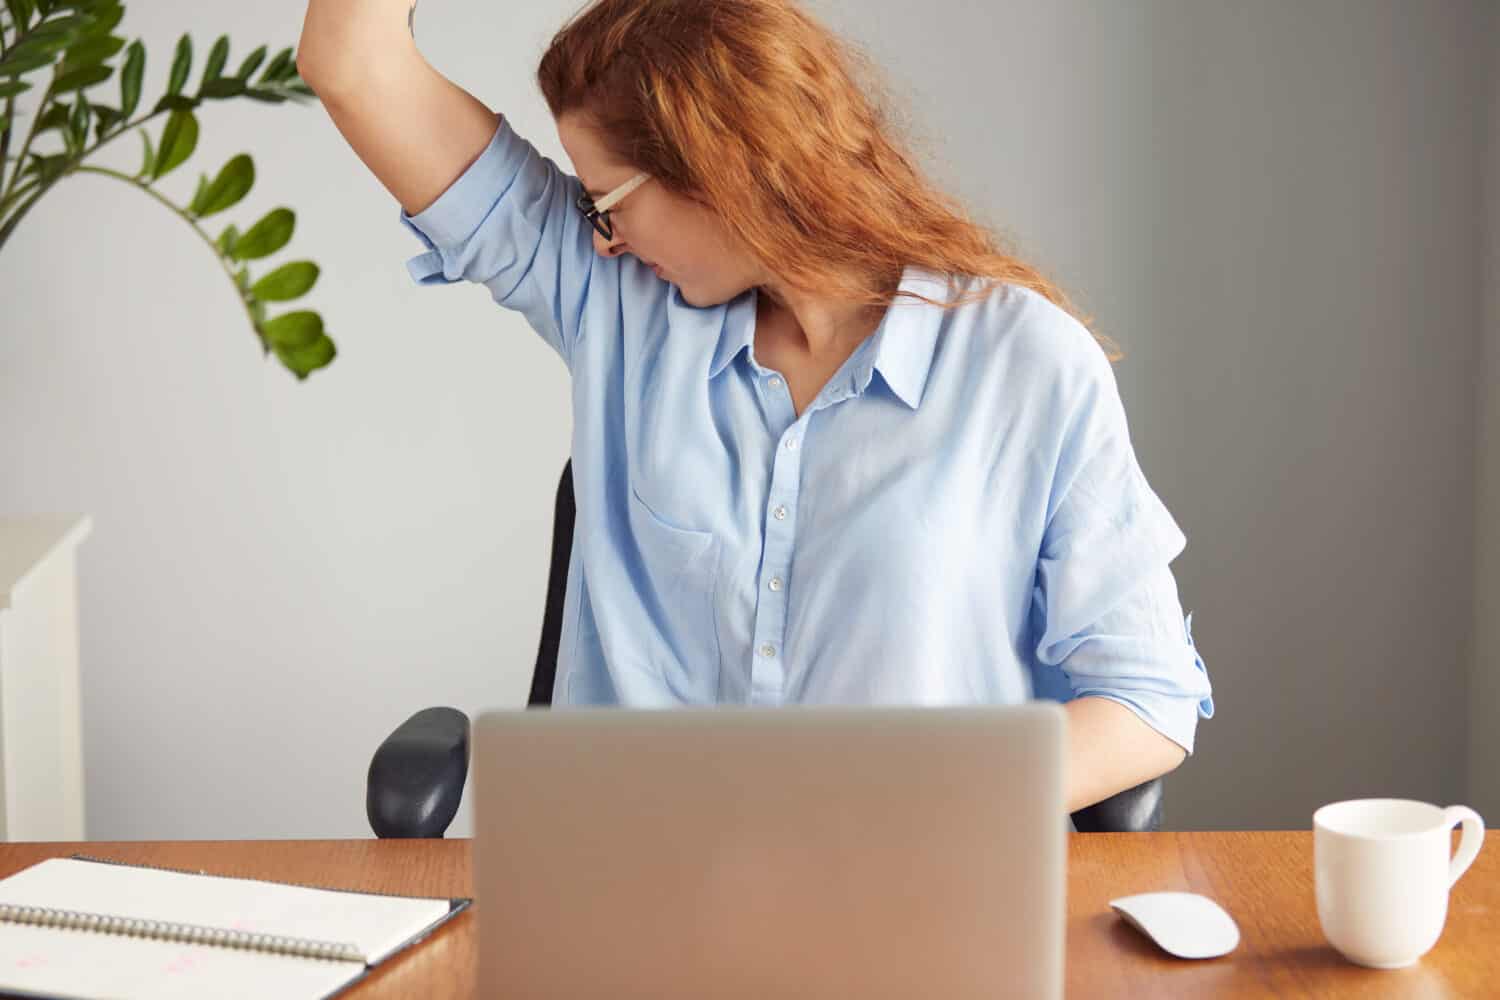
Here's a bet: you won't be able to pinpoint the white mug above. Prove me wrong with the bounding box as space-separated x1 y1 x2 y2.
1313 798 1485 969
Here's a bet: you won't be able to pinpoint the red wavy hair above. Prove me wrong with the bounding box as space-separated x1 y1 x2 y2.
537 0 1116 358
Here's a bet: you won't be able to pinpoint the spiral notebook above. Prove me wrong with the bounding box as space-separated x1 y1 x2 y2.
0 855 470 1000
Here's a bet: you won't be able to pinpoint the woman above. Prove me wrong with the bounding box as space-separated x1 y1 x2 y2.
297 0 1213 815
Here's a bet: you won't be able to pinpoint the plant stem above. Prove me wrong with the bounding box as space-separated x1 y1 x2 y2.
0 72 54 206
69 163 262 344
0 24 13 172
0 182 43 250
2 67 306 222
0 7 135 193
0 174 40 214
0 94 15 173
0 105 166 246
74 106 167 168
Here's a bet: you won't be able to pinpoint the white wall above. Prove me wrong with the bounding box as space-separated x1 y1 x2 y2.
0 0 577 839
0 0 1490 838
1474 1 1500 822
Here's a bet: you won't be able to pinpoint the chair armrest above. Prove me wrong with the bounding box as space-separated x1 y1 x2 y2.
1069 776 1164 833
367 707 470 838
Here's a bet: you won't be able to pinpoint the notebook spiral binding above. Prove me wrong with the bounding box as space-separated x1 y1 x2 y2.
0 902 363 963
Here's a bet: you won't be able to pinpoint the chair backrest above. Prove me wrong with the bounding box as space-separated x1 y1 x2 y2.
528 461 575 708
528 460 1162 831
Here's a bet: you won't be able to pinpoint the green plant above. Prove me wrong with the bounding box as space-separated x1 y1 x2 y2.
1 0 336 378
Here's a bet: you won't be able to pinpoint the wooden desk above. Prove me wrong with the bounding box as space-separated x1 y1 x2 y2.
0 832 1492 997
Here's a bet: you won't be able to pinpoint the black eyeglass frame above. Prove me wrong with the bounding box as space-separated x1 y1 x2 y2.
574 171 651 241
575 191 618 241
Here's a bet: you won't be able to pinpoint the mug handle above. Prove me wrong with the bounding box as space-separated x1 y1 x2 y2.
1443 805 1485 889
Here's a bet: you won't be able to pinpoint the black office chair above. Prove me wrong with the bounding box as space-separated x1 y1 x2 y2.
366 461 1165 838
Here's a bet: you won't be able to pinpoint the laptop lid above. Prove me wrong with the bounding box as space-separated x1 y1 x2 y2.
473 703 1067 999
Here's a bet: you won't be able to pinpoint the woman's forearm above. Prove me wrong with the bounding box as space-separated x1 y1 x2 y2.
1063 696 1187 814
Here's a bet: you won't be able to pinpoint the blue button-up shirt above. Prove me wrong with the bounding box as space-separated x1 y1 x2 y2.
400 117 1214 752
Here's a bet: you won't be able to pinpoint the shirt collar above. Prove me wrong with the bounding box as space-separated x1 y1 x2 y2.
708 264 949 411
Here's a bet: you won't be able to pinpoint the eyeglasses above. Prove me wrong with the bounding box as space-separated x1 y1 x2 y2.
576 171 650 240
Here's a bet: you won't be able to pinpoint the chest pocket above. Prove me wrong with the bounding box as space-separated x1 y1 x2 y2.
627 485 723 700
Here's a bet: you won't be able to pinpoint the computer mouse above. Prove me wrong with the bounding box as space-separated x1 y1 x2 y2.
1109 891 1240 959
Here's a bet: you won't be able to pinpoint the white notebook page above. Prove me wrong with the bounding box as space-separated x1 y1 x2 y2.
0 922 360 1000
0 857 452 965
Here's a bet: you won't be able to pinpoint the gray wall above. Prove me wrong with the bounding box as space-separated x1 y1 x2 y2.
1475 0 1500 823
0 0 1491 838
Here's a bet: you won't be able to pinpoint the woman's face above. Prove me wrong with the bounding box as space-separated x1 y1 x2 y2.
557 111 760 308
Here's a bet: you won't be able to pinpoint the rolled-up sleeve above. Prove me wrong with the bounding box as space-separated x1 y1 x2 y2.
1029 346 1215 754
398 115 600 368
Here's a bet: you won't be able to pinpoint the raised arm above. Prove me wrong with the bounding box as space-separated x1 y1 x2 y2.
296 0 501 216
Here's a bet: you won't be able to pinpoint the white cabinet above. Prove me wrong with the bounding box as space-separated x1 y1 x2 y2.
0 515 91 841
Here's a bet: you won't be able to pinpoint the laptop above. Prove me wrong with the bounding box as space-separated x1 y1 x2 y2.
472 703 1067 999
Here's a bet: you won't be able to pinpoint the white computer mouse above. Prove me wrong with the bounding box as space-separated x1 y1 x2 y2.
1109 891 1240 959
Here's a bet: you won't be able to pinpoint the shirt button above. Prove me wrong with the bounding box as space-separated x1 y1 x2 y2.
772 504 788 521
768 576 783 592
759 643 776 658
768 376 783 389
785 437 799 451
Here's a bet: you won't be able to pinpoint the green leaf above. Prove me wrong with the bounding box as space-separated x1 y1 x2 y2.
192 152 253 217
81 2 122 37
259 47 293 84
118 39 142 116
201 35 228 85
4 0 35 33
27 13 86 40
20 151 68 184
134 126 153 177
89 101 119 138
0 78 31 98
151 93 197 114
32 103 67 132
200 77 244 99
242 88 286 105
251 261 319 301
150 108 196 179
58 32 123 72
260 309 321 349
232 206 293 260
233 44 265 82
276 335 336 379
187 172 207 213
220 227 241 256
0 42 63 75
52 61 110 93
65 90 87 150
165 33 190 96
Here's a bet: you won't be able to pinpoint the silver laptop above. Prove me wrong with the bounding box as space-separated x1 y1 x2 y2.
472 703 1067 999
